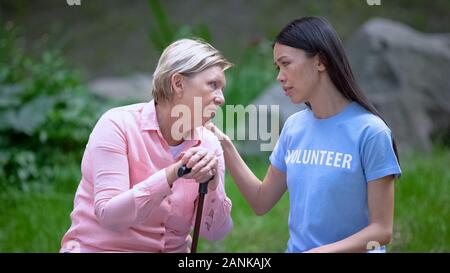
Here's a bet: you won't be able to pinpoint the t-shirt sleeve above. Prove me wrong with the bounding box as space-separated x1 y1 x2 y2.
269 123 288 173
361 129 402 182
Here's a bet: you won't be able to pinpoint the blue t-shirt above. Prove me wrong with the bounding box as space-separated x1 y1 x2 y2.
269 102 401 253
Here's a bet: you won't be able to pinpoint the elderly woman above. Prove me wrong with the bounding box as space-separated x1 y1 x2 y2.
60 39 233 253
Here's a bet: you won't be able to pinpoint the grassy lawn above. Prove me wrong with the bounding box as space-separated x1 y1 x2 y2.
200 154 290 253
389 148 450 252
0 148 448 252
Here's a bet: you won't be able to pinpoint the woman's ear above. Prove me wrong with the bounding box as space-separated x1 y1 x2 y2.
171 73 184 98
317 54 327 72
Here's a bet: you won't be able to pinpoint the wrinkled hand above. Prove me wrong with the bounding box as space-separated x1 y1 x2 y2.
180 146 218 190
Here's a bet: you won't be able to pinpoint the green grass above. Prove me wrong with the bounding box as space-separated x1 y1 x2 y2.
0 148 448 252
199 155 290 253
389 147 450 252
0 158 80 252
0 189 74 252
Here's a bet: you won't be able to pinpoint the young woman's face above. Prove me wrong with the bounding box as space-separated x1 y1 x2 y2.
181 65 226 127
273 42 320 104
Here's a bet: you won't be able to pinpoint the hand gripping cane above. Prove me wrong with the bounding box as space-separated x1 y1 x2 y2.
177 165 214 253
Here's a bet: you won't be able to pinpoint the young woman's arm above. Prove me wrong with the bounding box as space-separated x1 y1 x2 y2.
210 124 287 215
306 175 395 253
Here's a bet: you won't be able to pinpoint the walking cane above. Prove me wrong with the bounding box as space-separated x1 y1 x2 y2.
178 165 214 253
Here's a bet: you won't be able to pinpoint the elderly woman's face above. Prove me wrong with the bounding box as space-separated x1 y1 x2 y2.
181 65 226 127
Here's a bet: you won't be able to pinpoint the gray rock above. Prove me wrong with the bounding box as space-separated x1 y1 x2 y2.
347 18 450 154
238 18 450 156
234 83 306 156
252 83 307 122
88 73 153 102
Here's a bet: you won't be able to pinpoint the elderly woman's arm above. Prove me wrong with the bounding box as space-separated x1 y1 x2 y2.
88 112 181 231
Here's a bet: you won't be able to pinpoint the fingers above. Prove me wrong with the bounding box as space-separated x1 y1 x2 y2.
204 122 228 141
197 156 217 176
181 147 206 168
192 157 217 182
191 152 214 173
180 147 218 183
204 121 215 132
186 150 207 169
186 158 216 182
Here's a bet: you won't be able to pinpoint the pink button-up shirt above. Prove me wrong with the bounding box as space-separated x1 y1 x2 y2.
60 100 232 252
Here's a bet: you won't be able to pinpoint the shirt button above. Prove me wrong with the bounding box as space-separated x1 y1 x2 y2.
160 233 164 237
160 223 164 227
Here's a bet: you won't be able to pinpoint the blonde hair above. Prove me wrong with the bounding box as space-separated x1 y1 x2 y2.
151 38 232 103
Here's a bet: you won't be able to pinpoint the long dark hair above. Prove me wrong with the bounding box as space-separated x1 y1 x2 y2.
275 16 400 163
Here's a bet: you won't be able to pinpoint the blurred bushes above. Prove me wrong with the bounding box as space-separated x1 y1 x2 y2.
0 26 111 190
0 0 274 191
146 0 276 125
147 0 212 53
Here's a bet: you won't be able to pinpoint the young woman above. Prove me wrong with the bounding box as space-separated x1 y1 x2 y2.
207 17 401 253
61 39 233 252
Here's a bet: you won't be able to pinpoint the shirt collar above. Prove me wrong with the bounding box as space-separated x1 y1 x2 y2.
141 100 202 147
140 99 160 131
